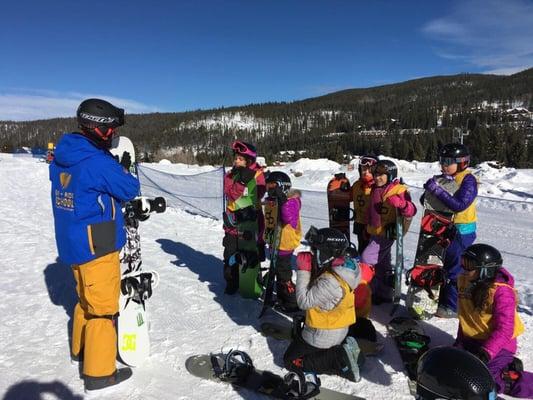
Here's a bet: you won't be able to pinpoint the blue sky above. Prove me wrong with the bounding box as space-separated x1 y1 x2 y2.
1 0 532 120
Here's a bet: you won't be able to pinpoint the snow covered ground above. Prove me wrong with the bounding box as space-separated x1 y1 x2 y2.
0 153 532 400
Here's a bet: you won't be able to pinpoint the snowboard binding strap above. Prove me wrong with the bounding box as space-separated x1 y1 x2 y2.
283 370 321 400
212 350 254 384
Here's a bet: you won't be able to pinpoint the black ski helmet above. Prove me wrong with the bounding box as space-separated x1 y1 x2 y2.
305 226 349 265
358 155 378 176
77 98 124 147
461 244 503 280
265 171 292 196
373 159 398 183
417 346 496 400
439 143 470 172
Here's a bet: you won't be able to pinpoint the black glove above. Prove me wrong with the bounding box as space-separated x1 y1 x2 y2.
233 166 255 184
121 151 132 171
267 187 287 203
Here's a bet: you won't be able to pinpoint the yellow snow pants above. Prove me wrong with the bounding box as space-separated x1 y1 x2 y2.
71 251 120 377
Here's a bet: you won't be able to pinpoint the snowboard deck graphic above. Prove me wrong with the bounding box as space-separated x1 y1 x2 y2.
387 317 430 395
259 197 283 317
406 175 458 319
260 322 384 356
327 173 352 241
110 135 166 367
186 354 365 400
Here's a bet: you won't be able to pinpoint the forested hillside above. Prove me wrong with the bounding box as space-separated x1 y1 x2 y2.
2 68 532 166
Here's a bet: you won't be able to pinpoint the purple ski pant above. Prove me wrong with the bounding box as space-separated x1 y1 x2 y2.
463 340 533 398
361 235 394 300
487 349 533 398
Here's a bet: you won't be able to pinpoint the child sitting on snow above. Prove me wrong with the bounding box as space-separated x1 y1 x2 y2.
455 243 533 398
283 226 364 382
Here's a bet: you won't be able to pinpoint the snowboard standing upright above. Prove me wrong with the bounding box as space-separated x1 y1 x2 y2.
327 173 352 241
405 175 458 319
110 136 165 367
228 170 264 299
259 196 283 317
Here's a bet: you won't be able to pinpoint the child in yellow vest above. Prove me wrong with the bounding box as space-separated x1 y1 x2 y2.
455 244 532 398
423 143 478 318
283 226 364 382
264 171 302 311
360 160 416 304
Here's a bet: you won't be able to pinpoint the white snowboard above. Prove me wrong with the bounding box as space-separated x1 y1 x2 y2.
117 296 150 367
110 135 150 367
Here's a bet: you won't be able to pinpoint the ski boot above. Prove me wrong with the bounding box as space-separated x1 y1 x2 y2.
340 336 364 382
84 368 133 392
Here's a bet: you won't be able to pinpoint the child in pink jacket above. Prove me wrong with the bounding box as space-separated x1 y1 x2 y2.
360 160 416 304
455 243 533 398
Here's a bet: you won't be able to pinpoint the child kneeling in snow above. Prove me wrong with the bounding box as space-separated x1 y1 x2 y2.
283 226 364 382
455 243 533 398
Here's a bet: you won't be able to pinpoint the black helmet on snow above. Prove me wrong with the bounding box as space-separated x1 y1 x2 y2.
77 98 125 147
305 226 349 265
439 143 470 172
358 155 378 176
265 171 292 196
417 346 496 400
373 159 398 183
461 243 503 280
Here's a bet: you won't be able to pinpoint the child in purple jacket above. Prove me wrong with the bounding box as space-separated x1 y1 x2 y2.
264 171 302 311
423 143 478 318
456 243 533 398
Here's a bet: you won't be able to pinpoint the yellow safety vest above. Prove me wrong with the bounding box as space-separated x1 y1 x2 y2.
352 180 372 225
453 170 477 224
367 183 408 236
306 272 356 329
458 275 524 340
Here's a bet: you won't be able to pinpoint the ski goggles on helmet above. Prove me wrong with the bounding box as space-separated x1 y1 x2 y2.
232 140 257 159
439 156 469 167
360 157 377 168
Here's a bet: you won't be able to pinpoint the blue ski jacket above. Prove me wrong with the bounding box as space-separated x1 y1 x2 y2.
49 133 140 265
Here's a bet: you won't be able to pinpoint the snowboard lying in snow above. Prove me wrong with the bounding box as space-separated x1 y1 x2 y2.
186 350 366 400
386 316 430 395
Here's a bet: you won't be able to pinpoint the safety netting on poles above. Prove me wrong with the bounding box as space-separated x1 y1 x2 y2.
136 164 331 231
137 164 225 220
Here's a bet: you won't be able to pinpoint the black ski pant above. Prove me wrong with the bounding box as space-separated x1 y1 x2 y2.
276 253 293 283
283 333 345 375
353 222 369 254
348 317 377 343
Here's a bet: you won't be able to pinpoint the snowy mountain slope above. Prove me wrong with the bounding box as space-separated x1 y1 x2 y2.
0 153 531 400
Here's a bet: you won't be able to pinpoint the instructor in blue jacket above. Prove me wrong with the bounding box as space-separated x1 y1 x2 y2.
50 98 139 392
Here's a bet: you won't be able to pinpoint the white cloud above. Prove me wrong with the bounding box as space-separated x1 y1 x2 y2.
0 89 160 121
423 0 533 74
